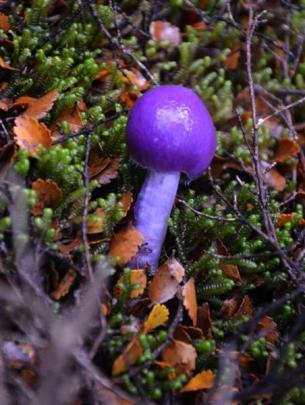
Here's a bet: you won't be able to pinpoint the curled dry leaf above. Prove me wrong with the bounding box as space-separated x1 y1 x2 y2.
143 304 169 332
113 269 147 299
31 178 62 216
148 258 185 304
13 89 58 120
180 370 215 393
87 208 106 234
51 269 76 300
51 105 84 136
109 224 144 267
0 13 9 31
182 278 198 326
273 137 300 163
162 340 197 374
0 57 18 71
112 337 142 376
14 115 52 156
150 21 181 48
277 212 296 227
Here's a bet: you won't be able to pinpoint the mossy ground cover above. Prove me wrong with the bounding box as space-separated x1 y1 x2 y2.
1 1 305 403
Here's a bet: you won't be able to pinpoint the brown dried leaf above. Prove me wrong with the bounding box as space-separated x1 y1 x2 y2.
223 48 240 70
51 105 84 135
265 168 286 191
0 57 18 71
0 142 16 179
51 269 76 300
162 340 197 374
58 237 81 255
277 213 296 227
89 149 120 185
0 13 9 31
257 316 278 343
31 179 62 216
109 225 144 267
273 137 300 163
112 337 142 376
143 304 169 332
14 115 52 156
180 370 215 392
174 326 192 344
13 89 58 120
150 21 181 48
87 208 106 234
113 269 147 299
121 191 133 217
211 155 243 177
95 384 136 405
220 263 242 284
182 278 198 326
235 295 253 318
148 258 185 304
197 303 213 339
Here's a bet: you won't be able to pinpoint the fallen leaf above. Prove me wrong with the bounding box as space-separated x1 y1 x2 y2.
224 48 240 70
220 298 239 318
257 316 278 343
182 278 198 326
58 237 81 255
234 295 253 318
148 258 185 304
123 69 149 91
113 269 147 299
197 303 213 339
13 89 58 119
220 263 242 284
143 304 169 332
150 21 181 48
51 269 76 300
0 57 18 71
273 137 300 163
265 168 286 191
119 90 138 108
174 326 192 344
87 208 106 234
14 115 52 156
51 105 84 135
121 192 133 217
180 370 215 392
109 224 144 267
0 13 9 31
0 96 12 111
112 337 142 376
89 149 120 185
162 340 197 374
277 213 296 227
211 155 243 177
31 179 62 216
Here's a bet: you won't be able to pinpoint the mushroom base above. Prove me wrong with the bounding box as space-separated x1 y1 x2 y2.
129 170 180 272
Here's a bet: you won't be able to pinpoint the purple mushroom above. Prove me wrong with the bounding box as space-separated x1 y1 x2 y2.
126 85 216 272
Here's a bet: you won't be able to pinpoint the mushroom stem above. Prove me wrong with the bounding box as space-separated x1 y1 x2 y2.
130 170 180 272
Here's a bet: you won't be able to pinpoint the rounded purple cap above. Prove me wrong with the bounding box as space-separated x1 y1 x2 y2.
126 85 216 180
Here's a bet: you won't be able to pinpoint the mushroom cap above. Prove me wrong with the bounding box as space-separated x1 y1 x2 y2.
126 85 216 180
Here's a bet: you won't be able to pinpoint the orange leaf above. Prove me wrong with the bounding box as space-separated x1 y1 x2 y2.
109 225 144 267
114 269 147 299
121 191 133 217
51 269 76 300
87 208 106 234
223 48 240 70
257 316 278 343
197 303 213 339
143 304 169 332
148 258 185 304
14 115 52 156
0 57 18 71
51 105 84 135
277 213 296 227
180 370 215 392
95 385 135 405
31 179 62 216
0 13 9 31
112 337 142 375
162 340 197 374
182 278 198 326
123 69 149 91
265 168 286 191
273 137 300 163
13 89 58 120
150 21 181 48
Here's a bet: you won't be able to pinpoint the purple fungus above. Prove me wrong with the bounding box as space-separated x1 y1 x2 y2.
126 85 216 272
